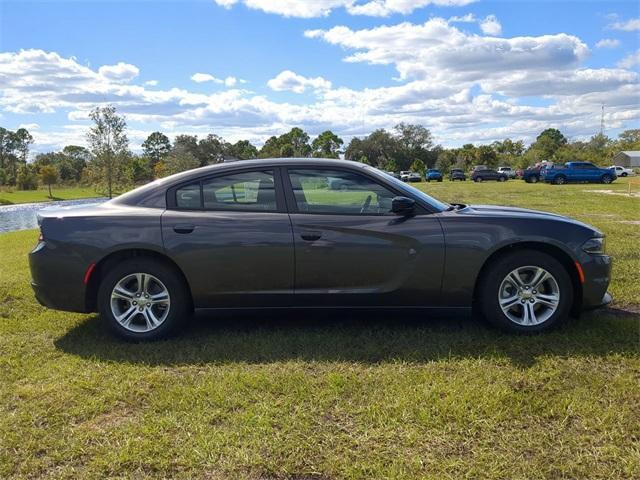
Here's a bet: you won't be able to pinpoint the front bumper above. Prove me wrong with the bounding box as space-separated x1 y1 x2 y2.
580 254 612 309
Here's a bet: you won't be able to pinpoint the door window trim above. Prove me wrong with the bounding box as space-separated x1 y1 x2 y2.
166 167 288 213
281 166 430 216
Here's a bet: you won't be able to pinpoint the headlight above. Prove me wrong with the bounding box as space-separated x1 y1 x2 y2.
582 237 606 254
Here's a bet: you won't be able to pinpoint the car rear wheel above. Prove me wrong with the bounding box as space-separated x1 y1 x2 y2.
553 175 566 185
98 258 191 340
479 250 573 333
621 172 628 177
529 175 538 184
475 177 483 182
601 174 613 184
498 176 506 182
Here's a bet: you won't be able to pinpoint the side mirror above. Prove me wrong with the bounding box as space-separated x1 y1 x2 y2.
391 196 415 215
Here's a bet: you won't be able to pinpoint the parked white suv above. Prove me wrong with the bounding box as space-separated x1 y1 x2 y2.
609 165 634 177
497 166 516 178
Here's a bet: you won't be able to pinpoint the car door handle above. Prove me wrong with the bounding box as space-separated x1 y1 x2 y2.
300 231 322 241
173 224 195 234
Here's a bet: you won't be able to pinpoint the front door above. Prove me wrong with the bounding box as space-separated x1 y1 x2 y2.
162 169 294 308
283 167 445 307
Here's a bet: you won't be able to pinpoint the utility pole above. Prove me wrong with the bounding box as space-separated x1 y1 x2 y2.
600 104 605 136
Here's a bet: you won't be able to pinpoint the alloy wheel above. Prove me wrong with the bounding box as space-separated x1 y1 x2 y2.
110 273 171 332
498 266 560 326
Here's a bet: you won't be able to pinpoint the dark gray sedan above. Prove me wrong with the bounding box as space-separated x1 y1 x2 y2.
29 158 612 340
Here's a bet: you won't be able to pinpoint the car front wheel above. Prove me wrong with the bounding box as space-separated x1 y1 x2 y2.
97 258 191 340
479 250 573 333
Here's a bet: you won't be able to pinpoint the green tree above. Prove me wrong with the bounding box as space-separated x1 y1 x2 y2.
197 134 230 165
228 140 258 160
617 129 640 150
164 147 200 175
394 123 435 169
411 158 426 175
475 145 498 169
311 130 343 158
529 128 568 160
142 132 171 167
345 129 399 168
39 164 58 197
86 105 130 198
16 164 38 190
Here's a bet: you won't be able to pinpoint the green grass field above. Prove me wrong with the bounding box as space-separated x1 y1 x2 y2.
1 179 638 479
0 186 100 205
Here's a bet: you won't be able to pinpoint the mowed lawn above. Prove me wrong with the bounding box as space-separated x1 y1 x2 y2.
0 186 100 205
1 179 639 479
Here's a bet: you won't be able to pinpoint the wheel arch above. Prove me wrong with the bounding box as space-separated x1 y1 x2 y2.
85 248 194 312
472 241 583 316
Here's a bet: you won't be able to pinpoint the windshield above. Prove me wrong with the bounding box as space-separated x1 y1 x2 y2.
365 165 450 212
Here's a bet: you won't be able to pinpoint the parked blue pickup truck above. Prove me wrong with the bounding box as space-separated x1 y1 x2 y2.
540 162 617 185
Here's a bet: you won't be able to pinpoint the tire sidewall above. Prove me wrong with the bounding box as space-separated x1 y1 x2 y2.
97 259 190 340
479 250 573 333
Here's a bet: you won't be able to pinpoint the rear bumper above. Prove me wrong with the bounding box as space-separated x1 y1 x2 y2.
29 241 90 313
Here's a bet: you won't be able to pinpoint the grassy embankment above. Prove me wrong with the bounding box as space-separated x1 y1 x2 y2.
0 187 100 205
0 178 638 479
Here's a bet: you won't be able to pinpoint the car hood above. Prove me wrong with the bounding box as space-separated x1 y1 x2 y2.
457 204 602 235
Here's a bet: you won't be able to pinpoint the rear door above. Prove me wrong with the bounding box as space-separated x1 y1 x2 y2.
162 168 294 308
282 167 445 307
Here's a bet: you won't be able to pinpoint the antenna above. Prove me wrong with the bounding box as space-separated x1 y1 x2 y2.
600 104 605 136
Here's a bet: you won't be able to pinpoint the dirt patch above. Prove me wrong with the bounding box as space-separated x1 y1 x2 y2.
79 403 137 432
585 189 640 198
617 220 640 225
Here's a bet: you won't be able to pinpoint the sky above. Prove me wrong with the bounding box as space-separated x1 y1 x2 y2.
0 0 638 155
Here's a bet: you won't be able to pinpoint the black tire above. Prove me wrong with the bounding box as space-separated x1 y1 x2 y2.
529 175 539 184
97 258 191 340
601 174 612 184
498 176 506 182
478 250 573 333
621 172 628 177
553 175 566 185
475 177 483 182
438 178 443 182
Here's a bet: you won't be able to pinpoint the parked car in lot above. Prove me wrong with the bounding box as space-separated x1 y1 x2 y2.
30 158 612 340
609 165 634 177
522 166 543 183
472 168 508 182
541 162 617 185
497 166 516 178
449 168 467 181
400 171 422 182
386 171 401 179
425 169 443 182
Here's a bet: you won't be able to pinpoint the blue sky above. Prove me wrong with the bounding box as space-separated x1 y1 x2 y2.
0 0 638 153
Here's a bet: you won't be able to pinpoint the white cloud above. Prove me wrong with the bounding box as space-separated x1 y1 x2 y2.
144 79 159 86
19 122 39 130
608 18 640 31
98 62 139 82
595 38 620 49
479 14 502 35
214 0 475 18
305 19 589 82
191 73 245 86
618 49 640 69
267 70 332 93
191 72 220 83
1 46 638 152
448 13 476 23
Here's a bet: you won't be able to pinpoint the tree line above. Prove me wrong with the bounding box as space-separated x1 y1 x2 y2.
1 105 638 198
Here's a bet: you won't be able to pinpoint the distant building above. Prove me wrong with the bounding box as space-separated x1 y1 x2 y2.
613 151 640 168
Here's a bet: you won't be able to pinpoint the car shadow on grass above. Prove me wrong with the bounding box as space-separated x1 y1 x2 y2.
54 308 639 368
